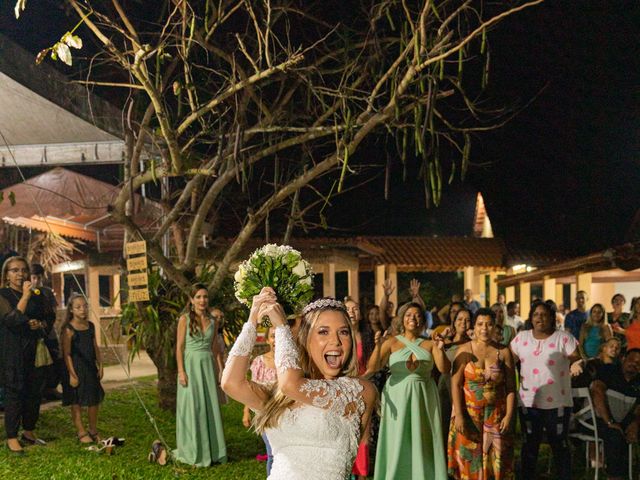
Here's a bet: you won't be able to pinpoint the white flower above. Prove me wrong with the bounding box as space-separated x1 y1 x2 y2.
263 244 278 256
302 276 313 286
292 261 307 277
234 269 242 283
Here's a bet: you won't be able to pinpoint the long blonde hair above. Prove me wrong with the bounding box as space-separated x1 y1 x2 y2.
253 305 358 433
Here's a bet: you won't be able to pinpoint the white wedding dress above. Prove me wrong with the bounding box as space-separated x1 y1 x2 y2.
265 377 364 480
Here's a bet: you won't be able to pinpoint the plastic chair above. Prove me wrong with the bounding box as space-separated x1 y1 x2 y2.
569 387 634 479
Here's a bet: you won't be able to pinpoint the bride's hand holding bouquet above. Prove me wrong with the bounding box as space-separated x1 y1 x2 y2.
248 287 278 326
258 300 287 328
234 244 313 327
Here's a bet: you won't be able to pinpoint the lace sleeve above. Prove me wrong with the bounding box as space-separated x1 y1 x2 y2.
274 324 301 374
227 321 256 360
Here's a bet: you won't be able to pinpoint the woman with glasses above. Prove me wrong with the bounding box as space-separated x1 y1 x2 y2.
0 256 56 454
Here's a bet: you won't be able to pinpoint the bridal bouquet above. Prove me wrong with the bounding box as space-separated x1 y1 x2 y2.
234 244 314 318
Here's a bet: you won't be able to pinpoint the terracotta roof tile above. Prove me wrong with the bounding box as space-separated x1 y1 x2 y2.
361 236 506 271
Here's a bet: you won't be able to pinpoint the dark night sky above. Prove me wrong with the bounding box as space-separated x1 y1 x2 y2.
1 1 639 255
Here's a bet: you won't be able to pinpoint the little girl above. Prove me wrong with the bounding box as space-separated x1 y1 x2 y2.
62 293 105 443
242 326 276 475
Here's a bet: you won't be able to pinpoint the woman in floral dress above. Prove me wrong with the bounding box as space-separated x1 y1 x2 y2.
448 308 516 479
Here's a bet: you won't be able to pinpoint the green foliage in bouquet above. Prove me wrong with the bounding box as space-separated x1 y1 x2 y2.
234 244 314 316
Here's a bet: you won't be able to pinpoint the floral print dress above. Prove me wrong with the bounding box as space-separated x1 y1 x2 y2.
447 357 513 479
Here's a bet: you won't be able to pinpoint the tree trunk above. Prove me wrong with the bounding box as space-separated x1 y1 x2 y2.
147 347 177 411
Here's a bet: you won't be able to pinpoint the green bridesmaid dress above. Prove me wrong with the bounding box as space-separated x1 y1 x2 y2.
174 321 227 466
374 335 446 479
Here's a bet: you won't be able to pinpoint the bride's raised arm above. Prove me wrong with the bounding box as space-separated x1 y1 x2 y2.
221 289 275 410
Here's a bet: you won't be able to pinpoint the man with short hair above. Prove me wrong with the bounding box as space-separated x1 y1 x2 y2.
564 290 589 339
464 289 481 314
591 349 640 480
506 301 524 331
31 263 61 401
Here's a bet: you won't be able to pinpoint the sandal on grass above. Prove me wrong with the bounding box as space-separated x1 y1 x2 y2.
88 431 100 443
86 437 115 455
77 432 93 444
147 440 168 466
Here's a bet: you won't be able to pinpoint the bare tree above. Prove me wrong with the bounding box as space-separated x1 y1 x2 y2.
18 0 542 407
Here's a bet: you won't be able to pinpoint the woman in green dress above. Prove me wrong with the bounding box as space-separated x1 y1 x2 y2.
366 302 450 479
174 283 227 466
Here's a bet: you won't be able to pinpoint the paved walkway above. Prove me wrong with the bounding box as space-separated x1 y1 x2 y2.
102 351 157 383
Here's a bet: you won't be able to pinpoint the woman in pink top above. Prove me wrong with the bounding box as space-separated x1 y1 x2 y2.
243 326 277 475
510 300 583 478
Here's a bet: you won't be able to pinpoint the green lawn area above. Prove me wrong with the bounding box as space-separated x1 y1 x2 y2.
0 378 600 479
0 378 265 480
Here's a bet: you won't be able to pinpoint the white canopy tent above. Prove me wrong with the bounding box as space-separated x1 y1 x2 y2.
0 33 125 167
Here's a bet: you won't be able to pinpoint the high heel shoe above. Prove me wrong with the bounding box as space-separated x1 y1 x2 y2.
86 437 115 455
147 440 167 466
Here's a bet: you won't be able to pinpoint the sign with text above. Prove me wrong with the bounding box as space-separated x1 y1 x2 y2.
128 288 150 302
127 272 148 287
125 240 147 256
126 255 148 272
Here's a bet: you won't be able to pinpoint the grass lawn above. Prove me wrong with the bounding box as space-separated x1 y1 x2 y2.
0 378 601 479
0 377 265 480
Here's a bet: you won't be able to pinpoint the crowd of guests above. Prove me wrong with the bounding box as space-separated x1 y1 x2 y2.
4 251 640 479
221 282 640 479
171 279 640 479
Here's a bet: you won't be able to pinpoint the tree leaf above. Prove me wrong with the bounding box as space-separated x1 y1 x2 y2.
14 0 27 19
54 42 72 66
35 48 49 65
62 32 83 49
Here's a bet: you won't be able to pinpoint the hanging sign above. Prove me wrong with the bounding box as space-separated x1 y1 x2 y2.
125 240 149 302
127 272 148 287
128 288 150 302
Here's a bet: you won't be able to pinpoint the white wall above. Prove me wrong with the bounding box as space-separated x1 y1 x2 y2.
612 281 640 311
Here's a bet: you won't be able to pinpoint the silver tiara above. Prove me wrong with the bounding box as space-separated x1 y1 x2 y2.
302 298 346 316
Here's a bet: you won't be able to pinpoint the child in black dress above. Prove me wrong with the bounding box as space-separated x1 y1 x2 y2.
62 294 104 443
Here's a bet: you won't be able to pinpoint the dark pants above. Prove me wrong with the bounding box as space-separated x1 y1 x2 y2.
597 417 634 478
4 365 45 438
519 406 572 479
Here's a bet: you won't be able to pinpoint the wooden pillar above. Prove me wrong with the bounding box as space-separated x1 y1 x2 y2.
505 285 515 303
555 283 564 307
86 265 101 344
489 272 499 306
374 264 386 306
477 272 486 307
113 274 121 311
577 272 592 299
570 283 577 309
323 262 336 298
543 276 556 302
464 266 475 291
347 268 359 303
520 281 531 320
388 264 398 311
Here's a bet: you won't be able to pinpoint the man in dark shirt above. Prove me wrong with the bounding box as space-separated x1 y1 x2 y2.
564 290 589 339
591 348 640 480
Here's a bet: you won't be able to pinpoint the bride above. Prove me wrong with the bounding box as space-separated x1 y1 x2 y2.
221 288 377 479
